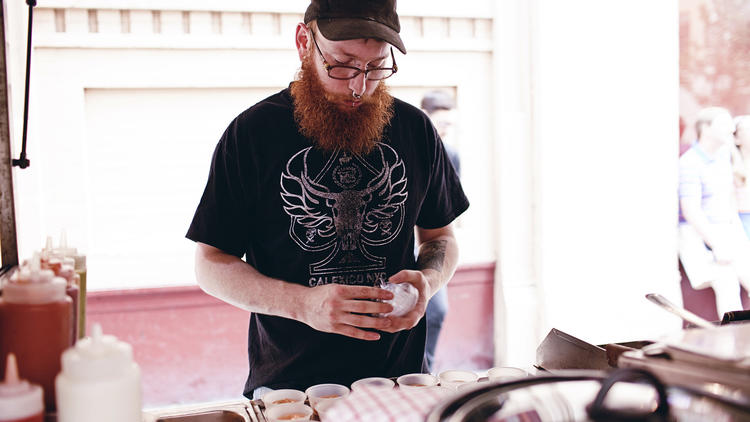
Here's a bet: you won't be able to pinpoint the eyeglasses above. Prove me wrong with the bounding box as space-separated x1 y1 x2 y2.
310 31 398 81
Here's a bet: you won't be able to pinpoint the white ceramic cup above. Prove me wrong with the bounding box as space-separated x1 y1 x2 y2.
438 370 479 390
396 373 439 390
261 389 307 409
304 383 350 414
351 377 395 391
264 402 313 421
487 366 528 382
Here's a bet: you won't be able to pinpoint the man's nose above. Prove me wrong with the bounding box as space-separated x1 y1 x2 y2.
348 72 367 97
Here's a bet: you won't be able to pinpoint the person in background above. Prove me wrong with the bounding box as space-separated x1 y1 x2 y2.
422 91 461 177
186 0 468 399
679 116 691 156
679 107 750 316
420 90 460 372
733 115 750 238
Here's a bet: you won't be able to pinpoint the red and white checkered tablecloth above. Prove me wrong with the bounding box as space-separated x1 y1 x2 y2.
319 386 456 422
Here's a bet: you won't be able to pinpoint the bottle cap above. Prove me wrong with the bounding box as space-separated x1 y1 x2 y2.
29 252 41 273
43 236 54 259
0 354 44 420
56 230 79 259
57 231 86 271
60 324 135 381
2 274 67 304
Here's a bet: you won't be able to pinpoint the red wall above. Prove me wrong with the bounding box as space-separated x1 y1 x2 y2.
86 262 495 407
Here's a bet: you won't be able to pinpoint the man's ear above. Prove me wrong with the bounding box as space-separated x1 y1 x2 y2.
295 23 310 62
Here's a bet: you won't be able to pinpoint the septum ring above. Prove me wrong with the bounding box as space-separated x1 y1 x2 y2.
352 91 362 100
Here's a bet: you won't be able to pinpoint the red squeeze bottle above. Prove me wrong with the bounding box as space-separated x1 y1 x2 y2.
58 258 80 344
42 256 79 346
42 237 80 345
0 254 73 412
0 354 44 422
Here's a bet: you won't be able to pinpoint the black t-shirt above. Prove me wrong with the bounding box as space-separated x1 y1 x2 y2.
186 88 469 396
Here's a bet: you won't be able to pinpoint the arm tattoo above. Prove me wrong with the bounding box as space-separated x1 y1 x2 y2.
417 240 447 272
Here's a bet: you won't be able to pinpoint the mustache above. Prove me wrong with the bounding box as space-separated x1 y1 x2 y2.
324 89 377 104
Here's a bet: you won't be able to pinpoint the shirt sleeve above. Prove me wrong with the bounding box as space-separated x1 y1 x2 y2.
186 118 255 257
416 125 470 229
679 154 702 200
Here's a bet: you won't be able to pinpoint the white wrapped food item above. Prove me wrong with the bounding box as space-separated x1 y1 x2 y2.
379 282 418 317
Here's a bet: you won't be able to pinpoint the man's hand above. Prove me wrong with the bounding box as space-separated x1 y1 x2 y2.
381 269 436 332
299 284 395 341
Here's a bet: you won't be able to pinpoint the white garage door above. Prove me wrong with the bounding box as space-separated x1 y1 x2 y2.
84 87 279 289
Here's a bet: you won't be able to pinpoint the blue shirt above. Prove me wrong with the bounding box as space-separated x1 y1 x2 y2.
679 143 736 224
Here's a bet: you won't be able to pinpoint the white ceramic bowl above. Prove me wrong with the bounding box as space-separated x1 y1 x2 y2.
438 369 479 389
487 366 528 382
304 383 350 414
264 402 313 421
351 377 396 391
261 389 307 409
396 373 439 390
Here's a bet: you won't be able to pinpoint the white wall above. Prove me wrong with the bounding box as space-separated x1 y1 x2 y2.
494 0 682 366
535 0 682 343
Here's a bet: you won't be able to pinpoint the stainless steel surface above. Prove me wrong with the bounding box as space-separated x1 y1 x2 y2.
645 293 715 329
155 410 247 422
427 370 750 421
142 401 254 422
249 400 267 422
619 348 750 400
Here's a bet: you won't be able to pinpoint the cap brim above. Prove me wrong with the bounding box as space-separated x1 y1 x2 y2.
317 17 406 55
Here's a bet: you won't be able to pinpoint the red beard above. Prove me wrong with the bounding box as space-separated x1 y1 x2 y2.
290 55 394 155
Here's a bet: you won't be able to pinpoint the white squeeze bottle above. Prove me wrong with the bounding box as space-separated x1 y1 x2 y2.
55 324 142 422
0 354 44 422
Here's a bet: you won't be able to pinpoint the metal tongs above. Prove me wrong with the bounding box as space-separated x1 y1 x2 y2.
645 293 715 329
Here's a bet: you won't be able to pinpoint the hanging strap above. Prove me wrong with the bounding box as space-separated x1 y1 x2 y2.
12 0 36 169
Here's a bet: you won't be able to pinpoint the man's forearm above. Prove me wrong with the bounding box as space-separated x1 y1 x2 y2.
416 235 459 297
194 243 307 319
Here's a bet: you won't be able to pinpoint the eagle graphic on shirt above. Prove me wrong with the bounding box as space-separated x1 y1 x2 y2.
280 143 408 284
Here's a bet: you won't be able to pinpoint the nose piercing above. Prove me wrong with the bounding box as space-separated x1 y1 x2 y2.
352 91 362 100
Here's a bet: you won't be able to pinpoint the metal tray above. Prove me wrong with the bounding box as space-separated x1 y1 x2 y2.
142 400 261 422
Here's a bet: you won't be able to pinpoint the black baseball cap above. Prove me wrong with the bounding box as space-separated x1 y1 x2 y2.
304 0 406 54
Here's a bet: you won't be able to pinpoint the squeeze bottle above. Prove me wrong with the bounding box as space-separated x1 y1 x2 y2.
0 255 72 411
56 232 87 339
0 354 43 422
55 324 142 422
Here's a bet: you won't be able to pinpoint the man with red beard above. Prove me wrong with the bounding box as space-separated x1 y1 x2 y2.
187 0 468 399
